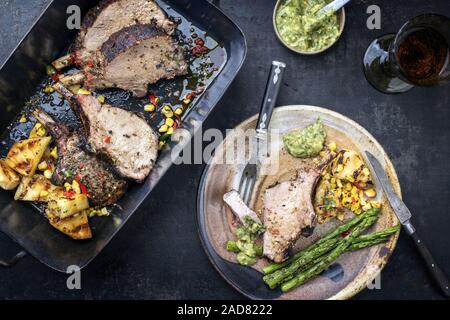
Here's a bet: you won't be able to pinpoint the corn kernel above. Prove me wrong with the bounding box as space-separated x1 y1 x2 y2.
165 117 174 127
43 85 55 94
167 127 174 135
174 107 183 116
144 104 156 112
97 95 105 103
38 161 48 170
319 150 326 158
50 147 58 159
183 98 191 105
159 124 169 133
362 203 372 211
159 141 166 148
99 207 109 216
370 200 381 209
64 183 72 191
35 123 42 129
162 106 173 117
346 175 355 182
77 88 91 95
328 142 337 151
336 164 344 172
362 167 370 176
19 115 27 123
39 190 49 197
72 180 81 194
37 127 46 137
364 188 376 197
44 169 53 179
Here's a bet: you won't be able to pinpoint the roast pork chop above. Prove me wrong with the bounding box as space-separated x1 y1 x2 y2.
32 109 127 207
53 83 159 182
59 23 188 97
263 151 336 263
52 0 175 70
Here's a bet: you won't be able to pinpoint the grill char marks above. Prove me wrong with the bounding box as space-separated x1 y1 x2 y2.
100 23 166 63
32 109 128 207
74 0 175 61
83 23 188 97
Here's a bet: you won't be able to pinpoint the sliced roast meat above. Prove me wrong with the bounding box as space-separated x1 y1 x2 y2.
263 151 336 263
32 109 128 207
59 23 188 97
53 83 159 182
52 0 175 69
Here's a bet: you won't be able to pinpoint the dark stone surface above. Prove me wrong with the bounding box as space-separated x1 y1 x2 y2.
0 0 449 299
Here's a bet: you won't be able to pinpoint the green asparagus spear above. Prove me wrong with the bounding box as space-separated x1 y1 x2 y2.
284 228 398 284
280 214 379 292
262 208 380 275
347 238 388 251
352 224 400 244
263 237 340 288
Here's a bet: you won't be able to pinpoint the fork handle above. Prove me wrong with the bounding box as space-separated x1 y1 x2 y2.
255 61 286 139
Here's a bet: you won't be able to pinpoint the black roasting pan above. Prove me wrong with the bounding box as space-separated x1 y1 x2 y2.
0 0 246 272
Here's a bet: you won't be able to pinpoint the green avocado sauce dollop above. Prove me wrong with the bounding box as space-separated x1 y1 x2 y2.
275 0 340 52
283 118 326 158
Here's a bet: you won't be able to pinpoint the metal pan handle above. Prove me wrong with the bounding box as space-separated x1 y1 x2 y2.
0 250 27 268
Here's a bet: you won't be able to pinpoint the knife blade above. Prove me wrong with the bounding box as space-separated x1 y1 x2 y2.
365 151 414 231
365 151 449 297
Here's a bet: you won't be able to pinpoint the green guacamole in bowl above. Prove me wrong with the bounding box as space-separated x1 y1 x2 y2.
274 0 343 53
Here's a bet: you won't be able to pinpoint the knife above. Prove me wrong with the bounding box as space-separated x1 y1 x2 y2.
366 151 450 297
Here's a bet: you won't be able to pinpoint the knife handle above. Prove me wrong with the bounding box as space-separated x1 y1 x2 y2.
255 61 286 141
411 231 450 297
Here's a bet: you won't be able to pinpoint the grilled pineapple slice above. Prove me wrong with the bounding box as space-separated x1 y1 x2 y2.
14 174 63 201
0 159 20 190
48 193 89 219
46 210 92 240
5 136 51 177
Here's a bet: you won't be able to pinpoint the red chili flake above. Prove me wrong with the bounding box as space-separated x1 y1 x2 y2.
79 182 89 196
51 73 59 82
104 136 111 144
149 93 159 106
74 174 81 182
192 45 209 56
194 38 205 46
186 92 197 100
63 191 76 199
86 60 94 68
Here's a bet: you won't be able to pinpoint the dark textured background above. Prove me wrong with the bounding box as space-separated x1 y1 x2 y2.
0 0 449 299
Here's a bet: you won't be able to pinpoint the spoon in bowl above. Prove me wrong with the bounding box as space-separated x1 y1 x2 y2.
317 0 351 16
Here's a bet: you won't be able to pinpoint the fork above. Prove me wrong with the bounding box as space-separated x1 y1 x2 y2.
238 61 286 205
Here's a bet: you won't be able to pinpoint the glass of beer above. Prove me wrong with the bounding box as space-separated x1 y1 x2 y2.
363 14 450 94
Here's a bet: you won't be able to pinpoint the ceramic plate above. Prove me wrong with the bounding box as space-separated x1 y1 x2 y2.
197 105 401 300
